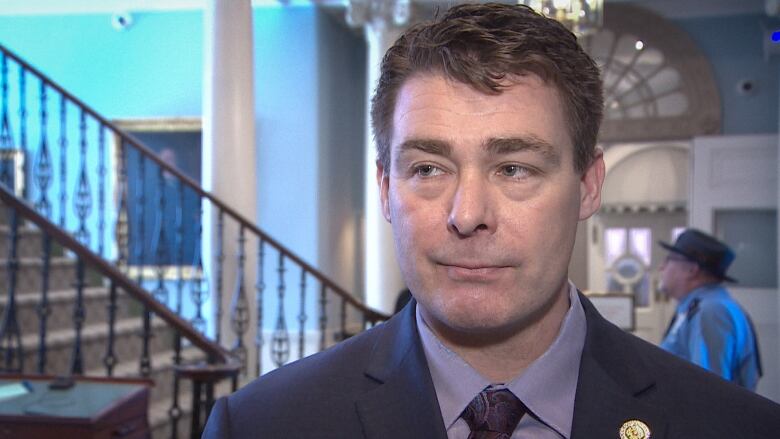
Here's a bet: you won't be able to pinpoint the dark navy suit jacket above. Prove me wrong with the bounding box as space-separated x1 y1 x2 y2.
203 294 780 438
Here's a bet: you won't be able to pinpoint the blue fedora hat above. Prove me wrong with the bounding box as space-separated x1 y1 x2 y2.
659 229 737 283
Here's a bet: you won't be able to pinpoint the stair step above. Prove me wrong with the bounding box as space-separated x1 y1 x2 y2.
0 225 65 259
19 316 178 376
0 286 137 334
86 346 207 406
0 256 101 293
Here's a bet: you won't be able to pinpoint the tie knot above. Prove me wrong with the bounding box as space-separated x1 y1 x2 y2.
462 389 525 438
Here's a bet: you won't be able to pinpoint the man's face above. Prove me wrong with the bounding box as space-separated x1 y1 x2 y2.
658 254 695 300
377 73 604 339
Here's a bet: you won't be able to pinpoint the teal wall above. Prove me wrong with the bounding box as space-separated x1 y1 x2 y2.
676 13 780 134
0 6 367 335
0 12 203 117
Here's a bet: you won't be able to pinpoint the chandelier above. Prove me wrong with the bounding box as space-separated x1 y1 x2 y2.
520 0 604 36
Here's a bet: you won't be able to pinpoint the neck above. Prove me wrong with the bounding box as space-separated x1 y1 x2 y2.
422 283 571 383
679 279 721 300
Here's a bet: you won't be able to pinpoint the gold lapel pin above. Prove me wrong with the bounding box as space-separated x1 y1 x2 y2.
619 419 651 439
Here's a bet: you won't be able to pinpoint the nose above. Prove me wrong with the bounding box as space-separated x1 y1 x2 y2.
447 171 495 237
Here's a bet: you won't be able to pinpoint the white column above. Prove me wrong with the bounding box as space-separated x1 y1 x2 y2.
350 0 415 314
203 0 258 370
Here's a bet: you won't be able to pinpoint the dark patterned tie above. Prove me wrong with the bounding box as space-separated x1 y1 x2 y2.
461 389 526 439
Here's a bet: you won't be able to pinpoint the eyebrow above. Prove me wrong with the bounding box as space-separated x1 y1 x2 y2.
486 137 561 167
395 136 561 167
396 139 452 160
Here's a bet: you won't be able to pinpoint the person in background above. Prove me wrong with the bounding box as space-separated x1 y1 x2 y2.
658 228 762 390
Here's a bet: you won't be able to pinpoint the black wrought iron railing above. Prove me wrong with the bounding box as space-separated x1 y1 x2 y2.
0 183 240 437
0 43 389 437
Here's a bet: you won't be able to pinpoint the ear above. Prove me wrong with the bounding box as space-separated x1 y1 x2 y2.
685 263 702 279
578 149 606 220
376 160 391 223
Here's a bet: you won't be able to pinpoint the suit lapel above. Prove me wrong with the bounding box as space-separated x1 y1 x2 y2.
355 301 448 439
572 294 668 439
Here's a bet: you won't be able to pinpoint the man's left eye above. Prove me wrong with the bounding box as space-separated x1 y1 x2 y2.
499 164 530 178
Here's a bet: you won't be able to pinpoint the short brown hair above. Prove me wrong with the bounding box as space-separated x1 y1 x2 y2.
370 2 603 174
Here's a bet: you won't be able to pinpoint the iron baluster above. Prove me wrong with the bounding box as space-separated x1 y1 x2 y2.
137 154 150 375
18 65 27 199
34 80 52 217
319 284 327 351
255 239 265 377
36 233 52 373
298 270 307 359
58 95 66 228
215 210 224 344
103 281 118 376
191 259 208 334
168 331 183 439
0 208 23 372
136 154 146 283
115 139 129 272
190 381 203 439
73 110 92 246
175 180 184 315
139 306 152 377
97 125 106 256
271 253 289 367
340 298 347 342
230 225 249 372
190 201 208 333
70 257 86 375
153 166 168 304
0 54 14 188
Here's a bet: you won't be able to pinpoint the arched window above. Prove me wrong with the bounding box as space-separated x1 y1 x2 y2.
581 3 721 142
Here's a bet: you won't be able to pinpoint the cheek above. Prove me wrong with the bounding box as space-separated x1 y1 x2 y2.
389 191 442 258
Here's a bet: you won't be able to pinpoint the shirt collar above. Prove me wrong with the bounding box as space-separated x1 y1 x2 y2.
676 283 726 313
416 282 586 438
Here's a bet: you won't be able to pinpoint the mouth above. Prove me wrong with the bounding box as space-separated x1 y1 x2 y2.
438 262 512 282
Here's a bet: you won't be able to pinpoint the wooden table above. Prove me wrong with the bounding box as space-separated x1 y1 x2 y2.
0 375 151 439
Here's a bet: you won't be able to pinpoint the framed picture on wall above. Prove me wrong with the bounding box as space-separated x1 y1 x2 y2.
113 117 202 280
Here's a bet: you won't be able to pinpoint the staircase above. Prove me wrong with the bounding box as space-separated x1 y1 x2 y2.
0 44 389 438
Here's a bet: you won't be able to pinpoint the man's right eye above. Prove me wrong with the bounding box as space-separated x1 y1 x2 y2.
414 164 442 177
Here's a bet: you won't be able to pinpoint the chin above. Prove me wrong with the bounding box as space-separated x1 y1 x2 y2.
422 287 533 333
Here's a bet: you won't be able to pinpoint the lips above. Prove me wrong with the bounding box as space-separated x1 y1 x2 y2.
439 263 512 282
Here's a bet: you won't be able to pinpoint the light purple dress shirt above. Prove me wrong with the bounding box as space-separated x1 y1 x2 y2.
416 282 586 439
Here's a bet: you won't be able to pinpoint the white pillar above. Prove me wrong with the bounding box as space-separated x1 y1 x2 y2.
364 24 406 314
349 0 415 314
203 0 258 370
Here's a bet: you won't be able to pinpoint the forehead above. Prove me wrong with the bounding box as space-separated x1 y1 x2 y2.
390 73 572 157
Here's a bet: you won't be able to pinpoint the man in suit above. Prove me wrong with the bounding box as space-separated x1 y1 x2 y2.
204 4 780 438
658 229 762 390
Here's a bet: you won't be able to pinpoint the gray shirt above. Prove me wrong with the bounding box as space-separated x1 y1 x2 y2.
416 283 586 439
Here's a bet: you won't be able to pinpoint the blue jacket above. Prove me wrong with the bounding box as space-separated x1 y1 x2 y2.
661 284 761 390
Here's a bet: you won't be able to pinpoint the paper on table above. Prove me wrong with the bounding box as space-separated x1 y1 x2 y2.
0 382 31 402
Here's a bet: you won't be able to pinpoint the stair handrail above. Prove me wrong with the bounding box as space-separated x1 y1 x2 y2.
0 43 388 324
0 182 235 366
